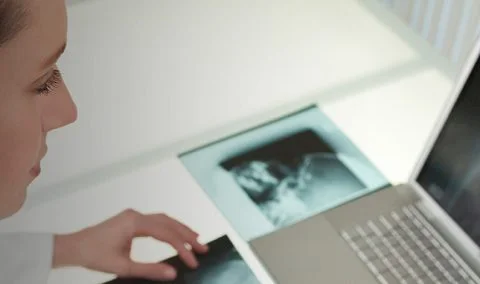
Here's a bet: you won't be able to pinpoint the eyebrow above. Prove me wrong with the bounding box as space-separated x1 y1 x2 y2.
42 42 67 69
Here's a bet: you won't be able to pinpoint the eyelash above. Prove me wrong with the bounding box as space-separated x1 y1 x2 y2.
36 69 62 95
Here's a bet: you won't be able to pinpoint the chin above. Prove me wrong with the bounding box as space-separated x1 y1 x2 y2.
0 187 27 220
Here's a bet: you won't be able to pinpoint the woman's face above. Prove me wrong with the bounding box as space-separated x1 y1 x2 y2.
0 0 77 218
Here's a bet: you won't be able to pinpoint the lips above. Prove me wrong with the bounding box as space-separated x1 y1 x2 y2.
30 164 41 177
31 146 47 177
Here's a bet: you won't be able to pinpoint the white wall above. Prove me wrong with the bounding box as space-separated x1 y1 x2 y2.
378 0 480 71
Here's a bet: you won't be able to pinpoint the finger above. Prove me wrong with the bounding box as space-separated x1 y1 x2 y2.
136 218 199 269
127 261 177 281
157 215 209 253
159 230 199 269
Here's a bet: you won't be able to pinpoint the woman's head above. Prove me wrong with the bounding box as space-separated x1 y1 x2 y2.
0 0 77 218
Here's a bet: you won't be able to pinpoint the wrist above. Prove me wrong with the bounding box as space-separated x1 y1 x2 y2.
52 232 85 268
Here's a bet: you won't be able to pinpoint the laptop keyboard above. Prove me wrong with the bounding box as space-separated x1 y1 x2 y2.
341 205 480 284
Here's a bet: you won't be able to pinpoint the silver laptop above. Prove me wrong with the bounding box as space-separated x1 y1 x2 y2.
249 39 480 284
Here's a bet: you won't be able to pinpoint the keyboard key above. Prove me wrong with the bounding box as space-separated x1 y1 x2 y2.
437 258 454 272
448 269 466 282
377 243 393 257
404 254 421 268
423 259 439 271
399 276 417 284
386 255 401 267
412 267 428 280
361 249 378 261
428 249 446 262
354 239 370 250
371 258 389 273
403 220 417 230
348 235 363 243
395 266 411 278
431 274 449 284
386 235 401 247
372 219 391 235
362 225 375 236
418 277 438 284
417 250 433 263
381 271 400 284
418 237 435 250
428 266 445 279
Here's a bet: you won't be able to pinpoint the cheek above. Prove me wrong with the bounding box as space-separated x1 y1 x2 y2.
0 96 44 189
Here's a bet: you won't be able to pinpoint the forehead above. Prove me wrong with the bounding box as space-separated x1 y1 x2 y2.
29 0 67 37
0 0 67 75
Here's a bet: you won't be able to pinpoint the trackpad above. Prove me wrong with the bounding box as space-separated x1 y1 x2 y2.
249 214 377 284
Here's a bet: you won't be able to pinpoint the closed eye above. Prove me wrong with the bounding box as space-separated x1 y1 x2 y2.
36 69 62 95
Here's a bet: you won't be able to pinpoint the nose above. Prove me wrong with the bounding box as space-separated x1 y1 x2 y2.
41 82 78 133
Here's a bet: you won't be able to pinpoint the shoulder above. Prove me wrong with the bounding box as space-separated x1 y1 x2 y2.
0 232 54 284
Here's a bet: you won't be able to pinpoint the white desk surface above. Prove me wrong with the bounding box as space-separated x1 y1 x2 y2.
0 0 459 283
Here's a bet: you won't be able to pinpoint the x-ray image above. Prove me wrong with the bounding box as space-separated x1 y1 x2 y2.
226 153 366 227
180 106 389 241
222 130 366 228
102 235 260 284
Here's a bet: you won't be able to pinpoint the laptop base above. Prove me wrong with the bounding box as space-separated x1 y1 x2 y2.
249 184 419 284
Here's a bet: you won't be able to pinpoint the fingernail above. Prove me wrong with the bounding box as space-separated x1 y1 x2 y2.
165 268 176 279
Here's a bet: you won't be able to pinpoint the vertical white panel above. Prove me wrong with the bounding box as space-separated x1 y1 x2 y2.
451 0 475 64
439 0 465 59
435 0 453 50
421 0 437 39
374 0 479 70
457 0 480 66
410 0 425 31
384 0 394 8
427 0 446 43
393 0 413 23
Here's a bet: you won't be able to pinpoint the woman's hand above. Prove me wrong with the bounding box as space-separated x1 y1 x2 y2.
52 209 209 281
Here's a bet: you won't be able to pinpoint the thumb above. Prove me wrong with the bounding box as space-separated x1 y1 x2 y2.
126 261 178 281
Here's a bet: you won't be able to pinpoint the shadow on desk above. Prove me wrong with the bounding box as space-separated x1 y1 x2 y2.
102 235 261 284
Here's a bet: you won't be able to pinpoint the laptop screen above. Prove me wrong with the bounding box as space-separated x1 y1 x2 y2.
417 54 480 246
